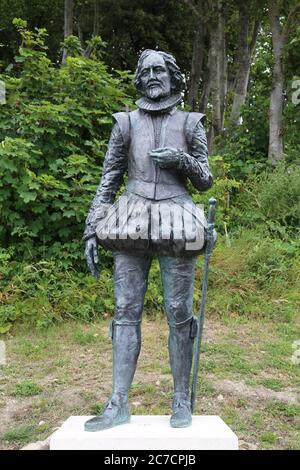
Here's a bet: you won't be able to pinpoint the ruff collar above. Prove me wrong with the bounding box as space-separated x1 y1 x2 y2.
135 93 182 114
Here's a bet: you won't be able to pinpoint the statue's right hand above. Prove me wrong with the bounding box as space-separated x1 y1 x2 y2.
85 237 100 279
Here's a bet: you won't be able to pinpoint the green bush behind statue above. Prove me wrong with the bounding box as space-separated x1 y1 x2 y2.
0 21 299 331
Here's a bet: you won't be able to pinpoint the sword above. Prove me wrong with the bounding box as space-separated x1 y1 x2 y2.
191 197 217 413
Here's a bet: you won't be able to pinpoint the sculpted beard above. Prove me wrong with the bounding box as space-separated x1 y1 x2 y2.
145 81 170 101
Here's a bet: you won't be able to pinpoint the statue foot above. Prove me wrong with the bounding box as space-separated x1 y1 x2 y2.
84 395 130 432
170 393 192 428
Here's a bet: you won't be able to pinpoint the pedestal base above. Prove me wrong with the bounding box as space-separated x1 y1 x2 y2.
50 415 238 450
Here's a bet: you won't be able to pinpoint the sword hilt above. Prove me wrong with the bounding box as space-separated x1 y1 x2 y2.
208 197 217 225
206 198 217 254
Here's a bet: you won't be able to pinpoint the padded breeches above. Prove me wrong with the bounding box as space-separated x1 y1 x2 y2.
112 251 197 326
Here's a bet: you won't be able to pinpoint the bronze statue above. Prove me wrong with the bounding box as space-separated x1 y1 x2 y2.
83 50 214 431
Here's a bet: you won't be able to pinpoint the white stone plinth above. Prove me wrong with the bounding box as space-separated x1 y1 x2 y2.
50 415 238 450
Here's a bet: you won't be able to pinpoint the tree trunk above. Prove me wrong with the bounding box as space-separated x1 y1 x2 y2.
268 1 284 163
219 9 227 129
93 0 100 36
199 45 212 113
209 26 220 148
84 0 100 57
230 67 251 125
230 5 250 125
229 3 260 126
62 0 74 64
268 1 300 163
188 21 205 111
77 21 84 51
209 0 225 149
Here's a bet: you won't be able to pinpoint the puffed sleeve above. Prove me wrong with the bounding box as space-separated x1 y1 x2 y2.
179 119 213 191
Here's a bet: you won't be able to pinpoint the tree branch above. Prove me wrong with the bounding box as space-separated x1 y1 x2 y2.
282 3 300 46
182 0 202 21
249 19 261 55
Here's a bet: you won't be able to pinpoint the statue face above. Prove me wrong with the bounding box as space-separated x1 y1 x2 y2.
140 52 171 101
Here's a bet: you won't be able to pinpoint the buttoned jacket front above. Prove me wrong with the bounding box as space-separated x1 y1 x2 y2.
83 106 212 242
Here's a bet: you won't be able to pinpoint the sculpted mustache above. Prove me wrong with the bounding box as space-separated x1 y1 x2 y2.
147 81 162 87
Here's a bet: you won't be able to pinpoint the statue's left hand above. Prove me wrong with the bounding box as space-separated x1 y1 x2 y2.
149 147 181 169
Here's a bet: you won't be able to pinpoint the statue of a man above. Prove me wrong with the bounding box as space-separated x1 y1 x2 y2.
83 50 213 431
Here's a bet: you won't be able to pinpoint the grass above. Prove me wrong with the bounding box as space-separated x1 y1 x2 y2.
0 232 299 449
289 432 300 450
257 378 285 391
73 331 98 345
12 381 42 397
260 432 278 448
90 403 105 415
0 314 299 450
265 401 300 418
2 425 35 445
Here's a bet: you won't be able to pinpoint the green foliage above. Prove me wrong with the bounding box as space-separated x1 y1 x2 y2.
76 0 196 73
232 163 300 238
0 20 133 267
144 258 164 314
1 158 299 330
12 381 42 397
190 155 241 234
0 252 115 329
209 226 299 322
260 431 278 447
0 0 63 66
246 238 299 288
0 1 196 73
2 424 35 444
216 26 299 177
61 34 83 58
1 225 299 331
90 403 105 415
73 330 97 345
266 401 300 418
0 19 299 332
212 30 273 176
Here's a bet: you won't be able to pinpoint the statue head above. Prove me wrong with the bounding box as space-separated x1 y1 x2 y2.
135 50 185 101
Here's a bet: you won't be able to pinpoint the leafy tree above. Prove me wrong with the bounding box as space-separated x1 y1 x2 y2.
0 19 133 266
268 0 300 163
0 0 64 66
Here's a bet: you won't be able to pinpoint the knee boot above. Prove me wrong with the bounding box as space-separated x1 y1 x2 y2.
168 316 197 428
84 320 141 432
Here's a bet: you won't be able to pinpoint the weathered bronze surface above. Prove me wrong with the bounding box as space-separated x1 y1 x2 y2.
83 50 215 431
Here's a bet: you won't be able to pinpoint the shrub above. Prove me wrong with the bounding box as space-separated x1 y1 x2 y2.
0 250 115 330
0 20 133 268
232 163 300 238
190 155 241 234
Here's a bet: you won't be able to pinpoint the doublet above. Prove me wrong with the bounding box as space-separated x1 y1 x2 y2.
83 104 213 251
114 108 200 200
